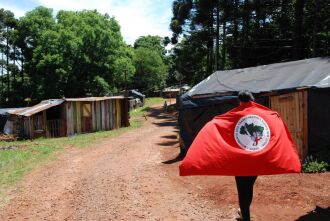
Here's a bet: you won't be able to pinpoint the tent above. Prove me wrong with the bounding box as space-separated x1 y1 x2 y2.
178 57 330 160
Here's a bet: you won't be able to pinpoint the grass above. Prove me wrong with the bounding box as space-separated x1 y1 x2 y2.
0 97 165 195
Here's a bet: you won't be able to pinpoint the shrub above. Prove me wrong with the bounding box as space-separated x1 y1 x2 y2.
302 155 329 173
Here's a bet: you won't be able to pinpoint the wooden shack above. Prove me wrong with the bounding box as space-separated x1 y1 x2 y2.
64 97 129 136
9 96 129 139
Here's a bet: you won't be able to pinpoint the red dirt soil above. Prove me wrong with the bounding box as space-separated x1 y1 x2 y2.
0 106 329 221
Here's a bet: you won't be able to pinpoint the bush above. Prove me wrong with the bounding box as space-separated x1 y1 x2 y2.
303 161 328 173
302 155 329 173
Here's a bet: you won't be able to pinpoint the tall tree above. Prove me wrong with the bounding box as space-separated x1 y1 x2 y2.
293 0 305 59
17 8 133 100
133 47 167 93
133 35 168 93
0 8 18 105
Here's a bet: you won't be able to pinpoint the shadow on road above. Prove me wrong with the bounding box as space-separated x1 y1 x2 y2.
157 141 178 147
161 135 177 139
295 206 330 221
147 107 178 128
162 154 184 164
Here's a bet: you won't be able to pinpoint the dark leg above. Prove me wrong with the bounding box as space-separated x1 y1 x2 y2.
235 176 257 221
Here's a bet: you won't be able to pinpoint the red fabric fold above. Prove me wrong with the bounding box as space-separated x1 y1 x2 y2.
179 102 301 176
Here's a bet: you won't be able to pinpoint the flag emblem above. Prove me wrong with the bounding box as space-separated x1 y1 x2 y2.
234 115 271 151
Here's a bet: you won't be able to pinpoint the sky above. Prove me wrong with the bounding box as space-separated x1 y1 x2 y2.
0 0 173 45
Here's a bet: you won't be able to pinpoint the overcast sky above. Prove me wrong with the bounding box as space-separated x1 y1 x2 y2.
0 0 173 45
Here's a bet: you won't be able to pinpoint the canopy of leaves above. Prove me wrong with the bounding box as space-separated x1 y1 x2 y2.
133 47 167 93
132 35 169 94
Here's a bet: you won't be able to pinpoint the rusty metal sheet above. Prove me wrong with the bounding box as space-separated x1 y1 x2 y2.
11 99 64 117
65 96 124 102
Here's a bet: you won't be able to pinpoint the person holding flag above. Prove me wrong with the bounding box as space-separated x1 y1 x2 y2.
179 90 301 221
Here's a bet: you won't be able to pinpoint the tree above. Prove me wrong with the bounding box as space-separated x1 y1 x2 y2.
133 47 167 93
133 35 169 93
17 8 133 100
134 35 166 56
0 8 19 106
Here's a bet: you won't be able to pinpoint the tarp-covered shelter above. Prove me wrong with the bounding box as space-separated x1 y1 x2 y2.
178 57 330 160
0 108 26 135
128 89 145 105
8 96 130 139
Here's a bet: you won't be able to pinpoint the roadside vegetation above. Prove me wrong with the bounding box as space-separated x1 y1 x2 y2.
0 97 164 195
302 150 330 173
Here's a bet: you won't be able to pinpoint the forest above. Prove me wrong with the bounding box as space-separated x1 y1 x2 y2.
168 0 330 85
0 7 168 107
1 0 330 107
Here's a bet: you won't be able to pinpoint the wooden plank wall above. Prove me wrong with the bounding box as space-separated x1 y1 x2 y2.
116 99 121 128
76 102 82 134
101 101 105 130
92 102 96 131
270 90 308 159
113 100 117 129
109 100 113 129
66 102 74 136
62 98 129 136
96 101 101 131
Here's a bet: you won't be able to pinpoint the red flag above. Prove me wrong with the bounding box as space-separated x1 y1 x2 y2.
179 102 301 176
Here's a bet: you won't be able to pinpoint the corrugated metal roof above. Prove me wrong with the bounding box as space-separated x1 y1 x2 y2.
65 96 124 102
0 108 27 115
9 96 125 117
11 99 64 117
187 57 330 97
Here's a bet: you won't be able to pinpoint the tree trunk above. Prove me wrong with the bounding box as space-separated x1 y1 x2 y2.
13 46 16 84
312 0 319 57
21 57 24 86
293 0 305 60
280 0 288 38
233 0 239 68
208 10 214 74
1 53 3 89
6 27 10 92
222 0 227 69
215 0 220 71
242 0 250 67
254 0 261 36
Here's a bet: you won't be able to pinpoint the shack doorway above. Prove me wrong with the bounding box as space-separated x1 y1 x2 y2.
46 105 63 137
82 102 93 133
270 90 308 160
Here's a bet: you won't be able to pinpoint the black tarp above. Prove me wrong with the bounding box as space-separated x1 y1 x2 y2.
308 88 330 154
0 115 6 132
128 90 145 105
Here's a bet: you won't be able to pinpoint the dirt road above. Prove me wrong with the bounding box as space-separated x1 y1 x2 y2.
0 106 329 221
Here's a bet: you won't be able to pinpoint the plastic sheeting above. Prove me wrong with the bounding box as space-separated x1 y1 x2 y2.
187 57 330 98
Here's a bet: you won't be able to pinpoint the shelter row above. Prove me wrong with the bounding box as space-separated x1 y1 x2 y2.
2 96 130 139
178 57 330 160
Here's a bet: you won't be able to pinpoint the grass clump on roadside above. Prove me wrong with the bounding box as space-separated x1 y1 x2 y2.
0 97 164 193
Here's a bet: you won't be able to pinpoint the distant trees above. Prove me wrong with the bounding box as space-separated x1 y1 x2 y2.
133 35 168 94
169 0 330 86
0 7 169 107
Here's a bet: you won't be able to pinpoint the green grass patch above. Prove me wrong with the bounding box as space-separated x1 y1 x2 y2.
0 97 165 194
